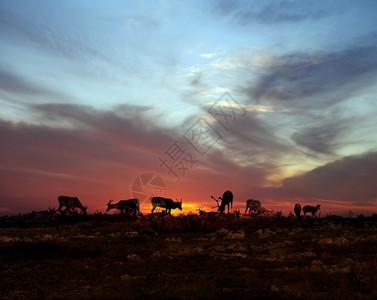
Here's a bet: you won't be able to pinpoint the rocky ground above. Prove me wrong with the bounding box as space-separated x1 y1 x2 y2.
1 213 377 299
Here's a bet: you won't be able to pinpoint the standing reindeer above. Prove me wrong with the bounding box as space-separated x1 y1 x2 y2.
58 196 87 215
303 204 321 217
106 199 139 215
211 190 233 216
294 203 302 219
151 197 182 215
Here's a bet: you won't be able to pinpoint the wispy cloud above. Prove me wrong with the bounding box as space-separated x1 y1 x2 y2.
200 51 225 59
211 0 327 25
261 152 377 206
243 43 377 108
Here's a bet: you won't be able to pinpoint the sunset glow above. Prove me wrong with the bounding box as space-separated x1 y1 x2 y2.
1 0 377 217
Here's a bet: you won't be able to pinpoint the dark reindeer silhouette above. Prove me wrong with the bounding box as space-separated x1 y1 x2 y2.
303 205 321 217
106 199 139 215
294 203 301 219
245 199 261 216
58 196 87 215
151 197 182 215
27 207 57 222
211 190 233 216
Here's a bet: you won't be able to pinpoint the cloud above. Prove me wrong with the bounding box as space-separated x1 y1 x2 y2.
244 43 377 107
1 102 376 215
0 5 128 74
261 152 377 206
29 103 174 153
233 41 377 159
0 102 281 214
0 104 179 213
0 68 74 106
243 47 377 109
123 10 160 29
200 51 225 59
290 110 353 156
211 0 326 25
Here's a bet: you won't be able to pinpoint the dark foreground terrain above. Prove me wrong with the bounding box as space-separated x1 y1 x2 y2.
1 213 377 299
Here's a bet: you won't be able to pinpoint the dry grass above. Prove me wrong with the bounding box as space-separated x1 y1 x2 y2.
1 214 377 299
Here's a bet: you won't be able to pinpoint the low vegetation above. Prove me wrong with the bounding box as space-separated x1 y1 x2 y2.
1 213 377 299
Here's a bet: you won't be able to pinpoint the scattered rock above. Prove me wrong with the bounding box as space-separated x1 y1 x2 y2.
127 254 142 261
210 245 225 252
0 236 18 243
366 234 377 242
227 243 247 251
236 267 255 272
229 252 247 258
215 228 229 238
165 236 182 243
194 237 208 241
263 229 273 238
40 234 53 240
124 231 139 238
327 221 343 230
310 260 324 272
227 230 245 239
151 251 161 258
192 246 204 254
271 285 280 292
158 272 177 279
120 274 144 280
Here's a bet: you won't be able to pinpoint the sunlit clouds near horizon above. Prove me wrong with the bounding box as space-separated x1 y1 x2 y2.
1 0 377 216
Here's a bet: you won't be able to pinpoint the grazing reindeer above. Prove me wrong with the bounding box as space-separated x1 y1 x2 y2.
245 199 262 216
294 203 302 219
106 199 139 215
198 207 218 217
303 205 321 217
58 196 87 215
28 207 57 222
151 197 182 215
211 190 233 216
259 207 274 217
35 207 57 218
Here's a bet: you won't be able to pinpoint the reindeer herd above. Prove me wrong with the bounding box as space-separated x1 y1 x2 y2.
51 191 321 219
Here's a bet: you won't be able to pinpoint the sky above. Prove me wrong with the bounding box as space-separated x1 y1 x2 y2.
1 0 377 216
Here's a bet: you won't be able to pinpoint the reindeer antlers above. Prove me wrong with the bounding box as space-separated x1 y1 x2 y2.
211 196 220 208
107 199 113 205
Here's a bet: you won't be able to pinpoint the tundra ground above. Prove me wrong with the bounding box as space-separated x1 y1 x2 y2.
1 214 377 299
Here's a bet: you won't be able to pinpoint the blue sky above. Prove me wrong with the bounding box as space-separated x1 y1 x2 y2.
1 0 377 215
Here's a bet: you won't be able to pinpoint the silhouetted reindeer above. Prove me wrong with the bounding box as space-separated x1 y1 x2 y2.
58 196 87 216
197 207 218 218
245 199 261 216
294 203 301 219
151 197 182 215
211 190 233 216
106 199 139 215
27 207 57 222
303 205 321 217
259 207 274 217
